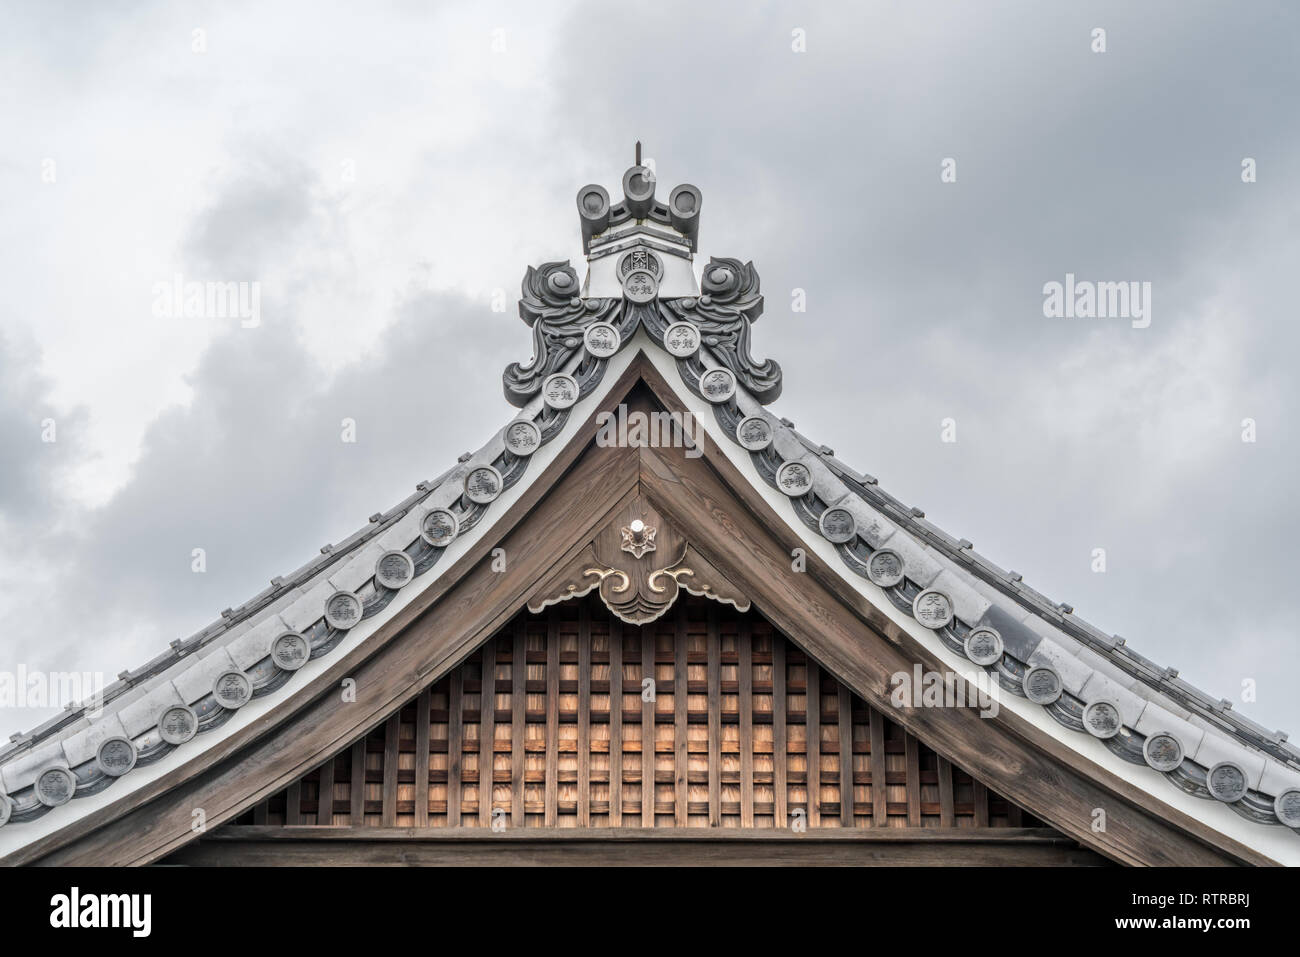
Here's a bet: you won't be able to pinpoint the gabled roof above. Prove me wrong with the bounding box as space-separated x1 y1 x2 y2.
3 162 1298 864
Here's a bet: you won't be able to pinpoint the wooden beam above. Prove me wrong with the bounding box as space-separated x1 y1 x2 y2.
641 625 655 828
414 688 430 826
905 732 921 828
674 605 688 827
806 658 820 828
773 638 787 828
707 606 721 827
447 669 463 826
545 615 559 827
577 605 591 828
349 739 366 826
382 712 400 827
870 708 887 827
316 754 335 827
609 618 623 827
511 619 526 827
938 756 955 827
838 683 853 828
478 637 497 827
739 618 754 828
171 825 1112 867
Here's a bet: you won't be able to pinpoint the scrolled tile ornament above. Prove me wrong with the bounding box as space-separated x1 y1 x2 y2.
1206 761 1248 803
583 321 621 358
271 631 311 672
542 373 580 410
1274 788 1300 828
1142 731 1184 772
912 589 954 630
660 257 782 404
1081 700 1122 739
35 766 76 807
95 736 137 777
0 792 11 828
503 419 542 457
819 506 857 544
866 548 905 588
464 464 504 504
699 367 737 403
323 591 364 631
735 415 773 451
502 261 619 408
774 461 813 497
158 705 199 745
420 508 459 548
663 321 701 357
1023 666 1063 705
374 550 415 590
212 670 253 709
963 627 1004 666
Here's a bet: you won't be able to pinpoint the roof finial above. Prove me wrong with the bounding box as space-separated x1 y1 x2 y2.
635 140 641 166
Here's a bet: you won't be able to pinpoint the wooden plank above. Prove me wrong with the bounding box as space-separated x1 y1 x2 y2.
870 707 887 827
739 618 754 828
316 754 335 826
382 712 401 827
707 607 721 827
905 732 921 828
577 605 592 827
938 756 955 827
478 637 497 827
641 625 654 828
674 605 688 827
974 781 990 828
349 739 366 826
447 669 463 826
838 683 853 828
805 658 820 828
511 619 526 826
414 688 431 826
285 779 302 826
609 618 623 827
773 638 787 827
545 614 560 826
172 826 1113 867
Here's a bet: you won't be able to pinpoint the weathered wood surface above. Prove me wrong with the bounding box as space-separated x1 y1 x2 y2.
168 826 1111 867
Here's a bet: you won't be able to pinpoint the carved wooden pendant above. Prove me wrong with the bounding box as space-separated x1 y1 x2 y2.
527 500 749 624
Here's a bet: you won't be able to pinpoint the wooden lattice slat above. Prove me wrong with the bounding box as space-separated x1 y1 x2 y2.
239 595 1050 832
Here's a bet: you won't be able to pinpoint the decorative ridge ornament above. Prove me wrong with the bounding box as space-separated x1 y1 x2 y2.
659 257 782 403
502 261 624 408
528 501 748 625
503 164 781 406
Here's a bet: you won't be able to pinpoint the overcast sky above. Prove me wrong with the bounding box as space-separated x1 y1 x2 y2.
2 1 1297 742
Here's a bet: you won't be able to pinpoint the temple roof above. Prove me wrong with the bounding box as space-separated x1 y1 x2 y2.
3 161 1298 861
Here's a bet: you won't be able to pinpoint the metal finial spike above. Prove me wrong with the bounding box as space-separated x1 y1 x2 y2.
635 140 641 166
